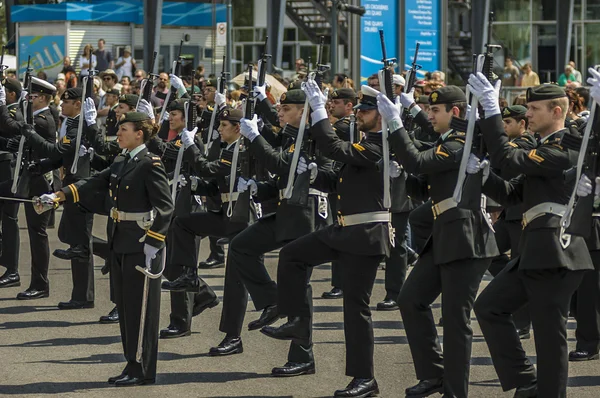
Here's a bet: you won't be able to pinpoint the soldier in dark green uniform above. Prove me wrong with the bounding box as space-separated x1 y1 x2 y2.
468 77 593 397
379 85 499 398
41 111 173 386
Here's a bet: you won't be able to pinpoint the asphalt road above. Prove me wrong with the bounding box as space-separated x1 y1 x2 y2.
0 210 599 397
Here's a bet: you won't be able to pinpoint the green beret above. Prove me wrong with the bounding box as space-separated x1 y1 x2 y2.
167 98 186 112
61 87 82 100
118 111 150 125
502 105 528 119
187 85 201 94
105 88 120 96
429 85 466 105
220 107 243 123
416 95 429 104
354 86 378 110
280 89 305 105
205 79 218 88
3 78 22 95
331 88 356 101
526 84 567 103
118 94 139 108
288 80 303 90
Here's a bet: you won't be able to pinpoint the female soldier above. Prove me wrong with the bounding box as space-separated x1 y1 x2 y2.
37 112 173 386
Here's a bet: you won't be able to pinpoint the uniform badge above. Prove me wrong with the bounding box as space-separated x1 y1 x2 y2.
358 92 364 100
280 93 287 102
64 92 69 99
503 108 511 116
430 92 438 103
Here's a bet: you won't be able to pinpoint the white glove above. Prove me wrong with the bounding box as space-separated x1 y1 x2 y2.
137 99 155 122
577 174 593 197
169 74 184 91
240 114 260 142
84 97 97 126
215 92 226 108
143 243 160 268
161 109 170 123
39 193 59 204
253 84 267 101
467 72 501 117
181 127 197 149
390 160 402 178
297 157 318 182
466 153 490 183
587 68 600 104
78 145 88 157
211 128 220 140
19 90 27 103
178 174 188 187
237 177 258 195
400 89 415 109
0 84 6 106
376 93 403 131
302 77 327 111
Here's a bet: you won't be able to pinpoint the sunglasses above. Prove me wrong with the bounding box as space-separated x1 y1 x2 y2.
135 75 143 78
103 77 113 81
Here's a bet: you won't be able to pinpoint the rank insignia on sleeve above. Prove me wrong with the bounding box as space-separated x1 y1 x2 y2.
435 145 449 157
62 136 71 144
352 143 365 151
527 149 544 163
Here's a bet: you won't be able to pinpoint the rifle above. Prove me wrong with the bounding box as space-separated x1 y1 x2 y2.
12 57 33 194
205 55 230 155
70 62 97 174
159 40 184 122
377 29 395 210
137 51 158 108
453 11 501 214
401 43 421 131
288 36 329 207
228 63 256 223
0 47 8 81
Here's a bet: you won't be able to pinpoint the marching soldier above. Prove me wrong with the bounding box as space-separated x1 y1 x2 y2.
381 86 499 398
0 78 58 300
40 111 173 386
469 78 593 397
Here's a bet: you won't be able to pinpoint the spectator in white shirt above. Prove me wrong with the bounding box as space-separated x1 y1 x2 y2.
115 46 136 80
79 44 97 77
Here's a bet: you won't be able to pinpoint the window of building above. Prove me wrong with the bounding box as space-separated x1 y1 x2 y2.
532 0 557 21
492 0 530 22
232 0 254 27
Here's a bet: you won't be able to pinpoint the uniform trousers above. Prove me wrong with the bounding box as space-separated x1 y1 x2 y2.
221 214 313 364
59 202 94 302
408 200 433 254
474 262 585 398
384 211 410 301
572 251 600 354
488 218 531 332
111 250 161 380
0 164 19 273
208 235 225 260
277 227 384 378
24 203 51 290
398 250 490 398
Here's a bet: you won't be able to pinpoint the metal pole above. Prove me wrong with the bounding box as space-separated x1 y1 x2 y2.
144 0 162 75
349 0 361 86
212 0 217 75
331 5 338 75
481 0 490 53
226 0 233 76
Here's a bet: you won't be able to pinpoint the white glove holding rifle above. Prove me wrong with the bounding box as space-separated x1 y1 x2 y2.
237 177 258 195
466 153 490 183
467 72 502 117
297 156 318 183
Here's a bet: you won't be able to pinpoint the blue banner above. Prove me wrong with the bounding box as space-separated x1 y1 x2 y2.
404 0 441 73
360 0 398 84
19 35 66 79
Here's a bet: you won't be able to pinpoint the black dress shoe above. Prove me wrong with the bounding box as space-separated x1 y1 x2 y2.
208 335 243 356
16 289 49 300
405 378 443 396
58 300 94 310
518 328 531 340
99 306 119 324
0 271 20 288
161 272 201 293
513 382 538 398
271 361 315 377
569 349 600 361
376 298 399 311
53 245 90 260
108 371 127 384
248 305 283 330
322 287 343 299
192 296 220 317
335 378 379 397
114 375 155 387
159 325 191 339
260 316 310 342
198 256 225 269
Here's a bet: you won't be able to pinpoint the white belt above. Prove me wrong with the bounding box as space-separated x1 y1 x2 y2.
221 192 239 203
431 198 458 219
110 207 154 223
593 212 600 217
337 211 390 227
279 188 328 200
522 202 566 228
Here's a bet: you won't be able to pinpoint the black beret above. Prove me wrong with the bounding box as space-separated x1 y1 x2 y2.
119 94 139 108
105 88 120 96
3 78 22 95
220 107 243 123
31 77 56 95
502 105 528 119
61 87 82 100
331 88 356 100
429 85 466 105
526 84 567 103
118 111 151 125
354 86 378 110
167 98 186 112
280 89 305 105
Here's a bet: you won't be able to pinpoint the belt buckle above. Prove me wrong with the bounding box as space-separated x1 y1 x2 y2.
432 204 439 220
111 208 120 222
337 214 345 226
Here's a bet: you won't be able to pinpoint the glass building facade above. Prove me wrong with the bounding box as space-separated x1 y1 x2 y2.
491 0 600 82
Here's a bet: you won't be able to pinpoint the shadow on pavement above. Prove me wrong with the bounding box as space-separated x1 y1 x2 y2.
0 320 98 329
314 320 404 331
0 381 108 394
0 335 120 348
568 375 600 387
0 305 59 315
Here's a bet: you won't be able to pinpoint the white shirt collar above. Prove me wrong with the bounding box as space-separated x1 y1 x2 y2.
128 143 146 159
33 106 49 116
